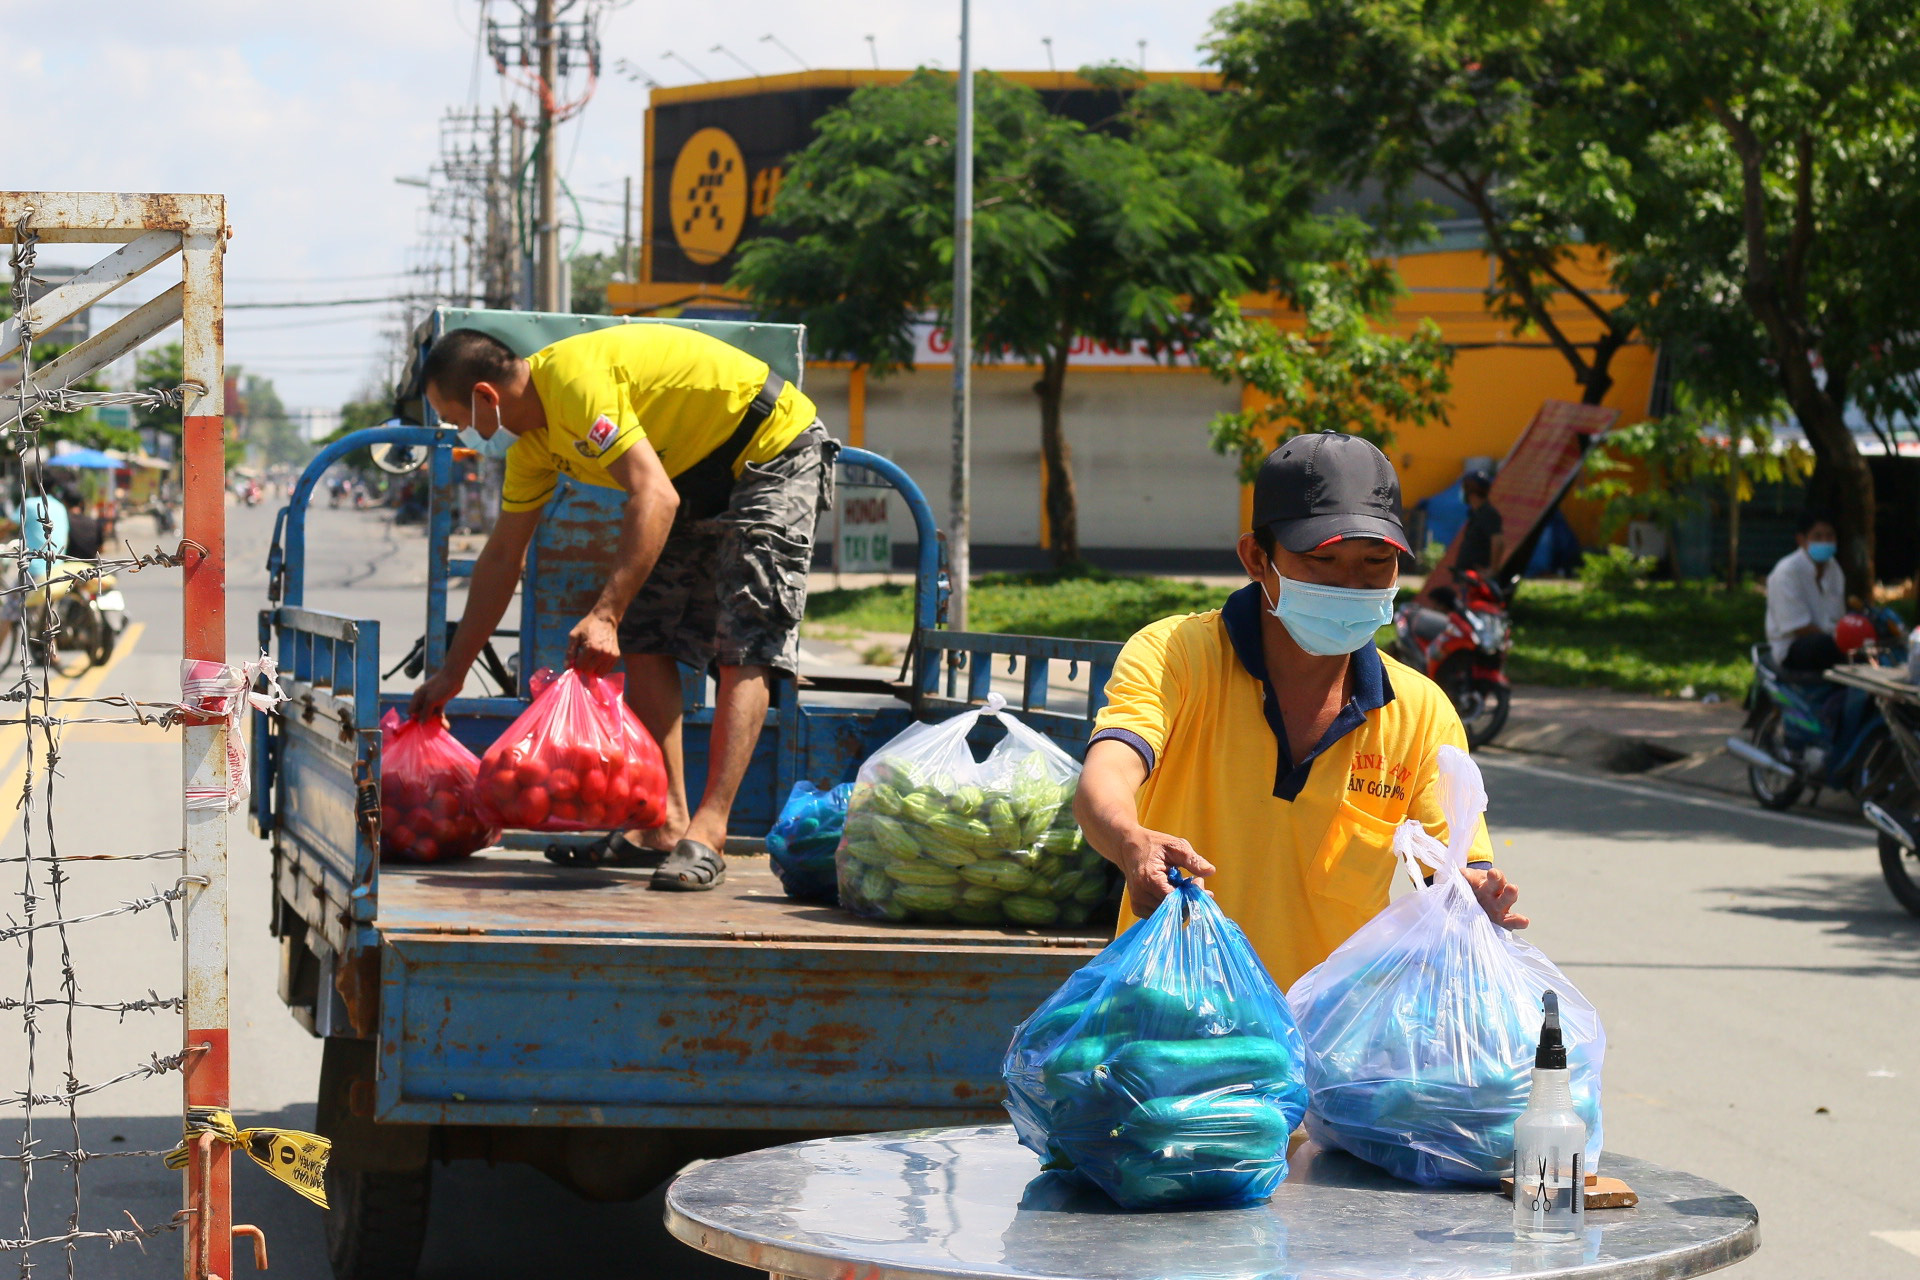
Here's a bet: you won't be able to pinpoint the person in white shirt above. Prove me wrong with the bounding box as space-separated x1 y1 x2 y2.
1764 514 1845 672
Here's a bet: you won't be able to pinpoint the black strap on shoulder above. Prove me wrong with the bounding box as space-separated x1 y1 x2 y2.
670 372 787 520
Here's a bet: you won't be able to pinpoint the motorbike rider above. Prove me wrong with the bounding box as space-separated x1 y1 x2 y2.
1765 513 1845 674
1453 470 1506 575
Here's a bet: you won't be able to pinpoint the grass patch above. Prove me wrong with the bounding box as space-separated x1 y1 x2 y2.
806 569 1232 642
806 571 1770 700
1506 580 1763 699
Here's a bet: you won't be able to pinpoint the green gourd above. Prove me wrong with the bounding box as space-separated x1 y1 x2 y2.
1097 1036 1293 1101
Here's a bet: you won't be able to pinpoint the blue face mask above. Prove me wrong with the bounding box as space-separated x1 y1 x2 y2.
1262 571 1399 656
457 391 516 460
1806 540 1837 564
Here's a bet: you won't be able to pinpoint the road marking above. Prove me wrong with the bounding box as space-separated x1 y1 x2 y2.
1873 1232 1920 1258
1476 752 1870 839
0 622 148 843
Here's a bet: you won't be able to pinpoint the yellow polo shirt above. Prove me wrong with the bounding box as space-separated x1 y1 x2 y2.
501 324 817 512
1091 585 1493 989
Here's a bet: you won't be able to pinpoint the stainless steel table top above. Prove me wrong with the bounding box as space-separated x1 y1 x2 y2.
664 1125 1757 1280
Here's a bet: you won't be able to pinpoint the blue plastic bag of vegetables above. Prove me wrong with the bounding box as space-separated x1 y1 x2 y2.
1002 870 1308 1210
766 781 854 904
1288 745 1604 1187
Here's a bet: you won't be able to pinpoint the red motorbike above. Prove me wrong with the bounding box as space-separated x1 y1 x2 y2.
1391 568 1513 748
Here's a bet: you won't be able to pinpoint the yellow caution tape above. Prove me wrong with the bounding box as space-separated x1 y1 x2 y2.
164 1107 331 1209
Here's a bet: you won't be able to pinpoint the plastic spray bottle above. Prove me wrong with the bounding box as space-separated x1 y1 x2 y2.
1512 990 1586 1243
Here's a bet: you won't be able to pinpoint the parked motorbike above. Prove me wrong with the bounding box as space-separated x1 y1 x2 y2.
1726 643 1905 811
1391 568 1512 748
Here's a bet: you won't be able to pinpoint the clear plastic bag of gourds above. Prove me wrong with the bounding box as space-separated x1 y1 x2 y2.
835 694 1116 927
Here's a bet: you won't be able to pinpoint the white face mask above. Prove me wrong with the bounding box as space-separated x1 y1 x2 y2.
1259 566 1399 656
457 389 514 460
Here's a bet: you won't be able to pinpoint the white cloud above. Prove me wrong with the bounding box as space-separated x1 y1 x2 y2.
4 0 1215 409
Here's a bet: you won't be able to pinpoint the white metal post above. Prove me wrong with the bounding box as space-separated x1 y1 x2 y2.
949 0 974 631
179 215 230 1280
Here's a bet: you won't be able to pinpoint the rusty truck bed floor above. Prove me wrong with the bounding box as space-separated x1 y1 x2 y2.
376 850 1111 950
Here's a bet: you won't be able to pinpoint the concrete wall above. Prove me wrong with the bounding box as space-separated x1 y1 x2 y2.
805 364 1244 569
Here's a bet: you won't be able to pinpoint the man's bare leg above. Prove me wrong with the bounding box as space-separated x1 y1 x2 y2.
680 663 770 854
622 653 689 851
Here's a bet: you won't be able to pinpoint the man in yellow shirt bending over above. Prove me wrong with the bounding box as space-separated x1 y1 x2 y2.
1076 432 1525 988
410 324 836 891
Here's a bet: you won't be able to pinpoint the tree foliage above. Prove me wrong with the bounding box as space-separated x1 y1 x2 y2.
1208 0 1656 406
1194 237 1453 480
733 68 1450 565
1582 0 1920 591
1578 389 1812 584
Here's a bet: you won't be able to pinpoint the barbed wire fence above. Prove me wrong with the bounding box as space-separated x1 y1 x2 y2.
1 194 237 1277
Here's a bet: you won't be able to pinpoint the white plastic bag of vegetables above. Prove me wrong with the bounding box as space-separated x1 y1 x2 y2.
1287 745 1604 1187
835 693 1110 927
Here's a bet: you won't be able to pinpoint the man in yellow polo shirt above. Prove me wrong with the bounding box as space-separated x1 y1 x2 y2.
409 324 835 891
1076 432 1525 987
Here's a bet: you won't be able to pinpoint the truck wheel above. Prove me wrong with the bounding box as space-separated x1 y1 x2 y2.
325 1163 431 1280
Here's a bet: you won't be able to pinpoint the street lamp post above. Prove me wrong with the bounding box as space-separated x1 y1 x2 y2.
950 0 973 631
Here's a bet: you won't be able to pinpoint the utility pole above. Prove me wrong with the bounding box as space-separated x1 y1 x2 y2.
535 0 560 311
623 174 634 281
949 0 974 630
485 0 601 309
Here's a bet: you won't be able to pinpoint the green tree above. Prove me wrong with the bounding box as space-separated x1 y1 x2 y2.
1579 391 1812 586
1581 0 1920 593
1194 235 1454 478
1207 0 1658 407
133 342 185 440
319 397 393 474
569 251 622 315
731 70 1251 567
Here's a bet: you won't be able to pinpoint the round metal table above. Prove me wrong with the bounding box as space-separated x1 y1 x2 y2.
665 1124 1757 1280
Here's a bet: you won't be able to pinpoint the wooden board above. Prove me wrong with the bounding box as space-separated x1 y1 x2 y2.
1499 1174 1640 1209
375 848 1112 951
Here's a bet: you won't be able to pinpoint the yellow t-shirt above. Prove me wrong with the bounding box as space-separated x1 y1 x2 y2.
1091 584 1494 990
501 324 818 512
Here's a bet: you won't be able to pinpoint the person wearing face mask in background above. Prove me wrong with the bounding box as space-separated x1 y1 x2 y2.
408 326 836 891
1075 432 1526 989
1765 513 1847 674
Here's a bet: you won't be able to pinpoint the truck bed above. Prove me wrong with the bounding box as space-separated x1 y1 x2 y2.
376 848 1110 949
371 850 1111 1130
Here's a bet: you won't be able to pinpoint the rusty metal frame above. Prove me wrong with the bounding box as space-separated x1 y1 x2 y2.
0 191 229 1280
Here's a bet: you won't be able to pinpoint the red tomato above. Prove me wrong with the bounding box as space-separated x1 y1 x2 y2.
429 791 462 820
519 786 550 827
576 803 606 828
380 805 401 832
547 768 579 801
550 800 579 825
571 743 605 778
412 836 440 862
515 758 550 788
578 769 608 804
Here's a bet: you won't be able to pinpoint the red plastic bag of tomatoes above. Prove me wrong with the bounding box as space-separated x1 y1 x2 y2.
474 668 669 833
379 710 499 863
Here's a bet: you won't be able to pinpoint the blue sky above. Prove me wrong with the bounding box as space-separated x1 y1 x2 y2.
3 0 1217 422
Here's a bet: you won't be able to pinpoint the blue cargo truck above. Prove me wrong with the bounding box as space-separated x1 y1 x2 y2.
252 310 1125 1279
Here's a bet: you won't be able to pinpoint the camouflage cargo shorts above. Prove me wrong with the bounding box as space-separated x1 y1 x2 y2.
617 422 837 675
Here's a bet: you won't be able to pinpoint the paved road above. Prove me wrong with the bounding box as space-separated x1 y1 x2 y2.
0 500 1913 1279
